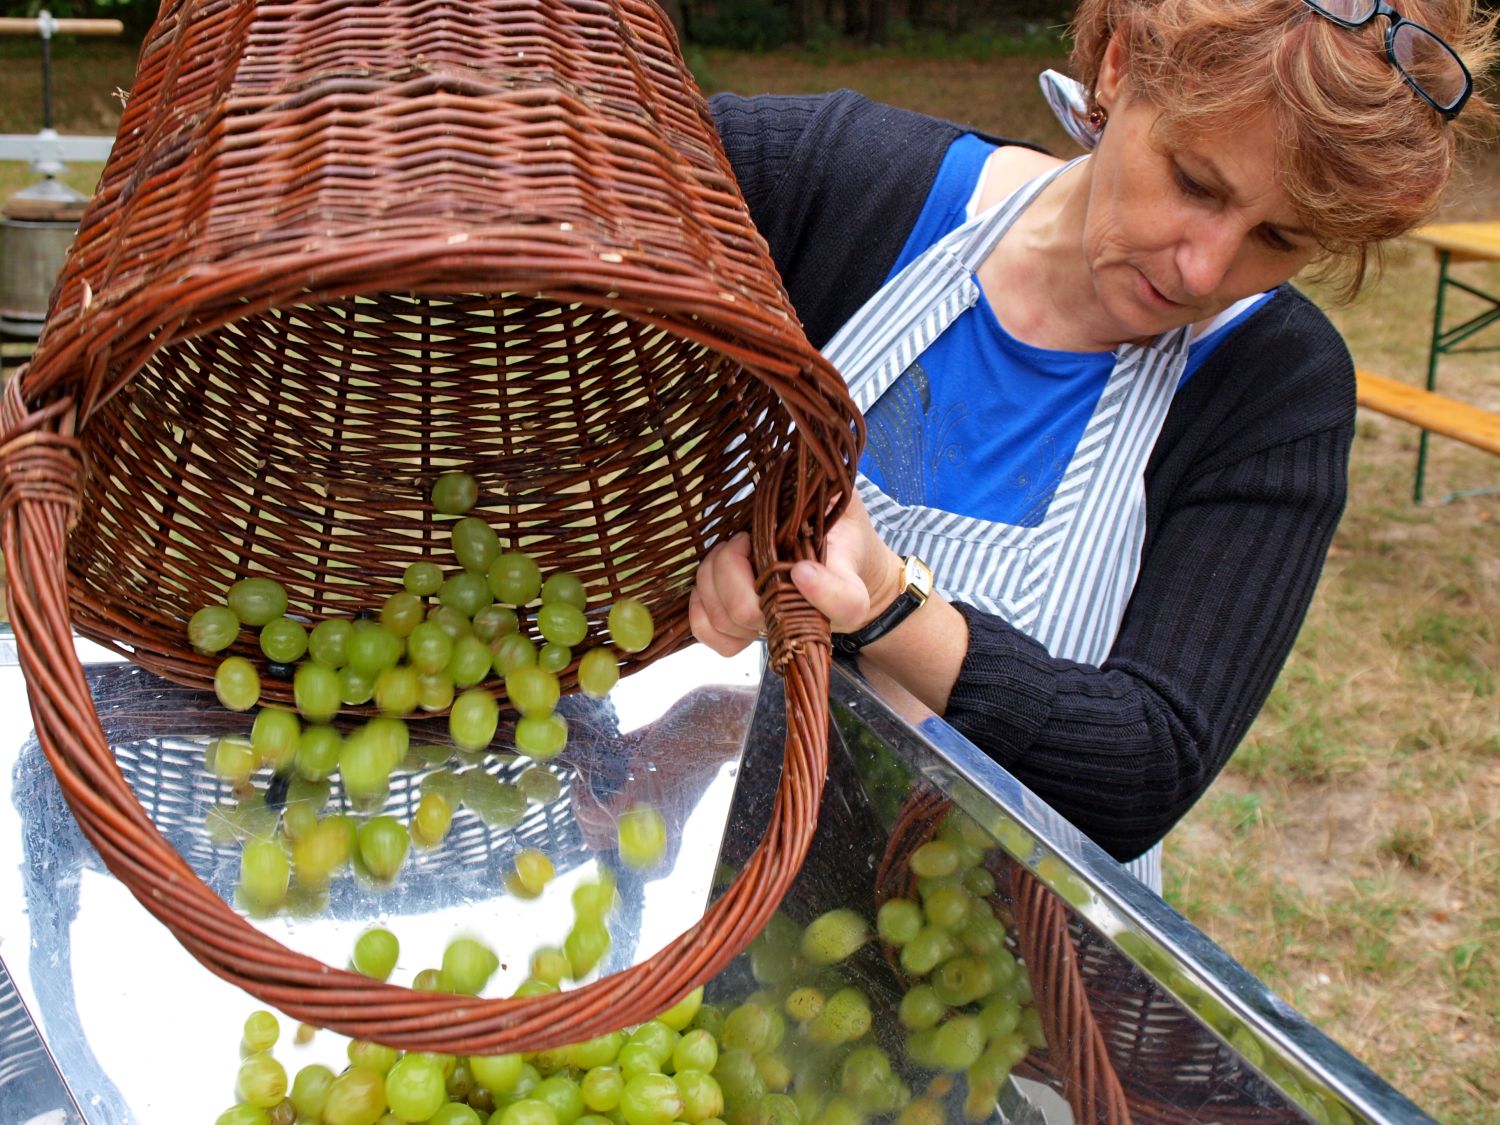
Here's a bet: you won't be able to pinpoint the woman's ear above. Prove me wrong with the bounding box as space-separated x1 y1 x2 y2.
1096 28 1130 112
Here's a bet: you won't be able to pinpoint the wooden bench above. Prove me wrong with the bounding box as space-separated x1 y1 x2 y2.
1355 369 1500 499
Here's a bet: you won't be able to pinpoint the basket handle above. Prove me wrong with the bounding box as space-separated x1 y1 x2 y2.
0 391 834 1053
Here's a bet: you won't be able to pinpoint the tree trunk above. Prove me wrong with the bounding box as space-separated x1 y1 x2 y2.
868 0 891 43
844 0 868 38
657 0 686 42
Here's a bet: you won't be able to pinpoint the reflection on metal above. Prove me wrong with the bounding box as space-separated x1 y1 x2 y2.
0 957 86 1124
0 638 1434 1123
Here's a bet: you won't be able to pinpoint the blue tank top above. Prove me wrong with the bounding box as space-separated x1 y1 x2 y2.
859 134 1267 528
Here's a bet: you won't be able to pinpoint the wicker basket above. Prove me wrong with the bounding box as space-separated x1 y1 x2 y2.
878 792 1299 1124
0 0 862 1053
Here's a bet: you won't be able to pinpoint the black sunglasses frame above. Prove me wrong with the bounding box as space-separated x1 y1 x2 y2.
1302 0 1473 119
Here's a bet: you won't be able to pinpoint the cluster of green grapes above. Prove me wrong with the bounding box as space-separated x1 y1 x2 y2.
188 471 664 913
217 830 1041 1125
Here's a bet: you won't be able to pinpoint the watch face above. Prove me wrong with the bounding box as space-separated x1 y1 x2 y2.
905 556 934 600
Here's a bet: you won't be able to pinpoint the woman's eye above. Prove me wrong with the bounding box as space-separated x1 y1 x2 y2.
1174 167 1212 200
1259 227 1298 253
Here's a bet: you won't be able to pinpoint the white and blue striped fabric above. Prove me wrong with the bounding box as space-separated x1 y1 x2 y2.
822 155 1190 892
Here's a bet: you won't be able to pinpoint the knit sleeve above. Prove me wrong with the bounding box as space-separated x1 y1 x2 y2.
943 311 1355 862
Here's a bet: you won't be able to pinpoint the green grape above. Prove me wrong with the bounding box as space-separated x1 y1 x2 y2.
493 632 538 675
446 634 494 688
961 867 996 898
381 591 426 638
564 919 611 979
673 1028 718 1074
228 577 289 627
428 604 474 640
358 815 410 882
349 1040 401 1075
442 935 500 995
929 1016 987 1073
489 552 543 605
292 724 340 781
628 1020 679 1064
440 571 492 617
308 618 354 668
412 967 444 992
958 912 1006 956
323 1064 387 1125
450 688 499 751
342 741 393 810
577 647 620 699
349 621 404 678
291 1063 336 1118
292 817 349 888
340 665 377 706
215 656 261 712
533 1074 587 1125
242 1009 280 1055
353 927 400 981
839 1046 894 1108
984 946 1021 990
617 1046 658 1084
215 1106 271 1125
898 985 944 1031
432 471 480 515
571 873 618 926
513 848 555 894
513 977 558 999
617 803 667 871
921 886 973 931
251 707 301 772
239 838 290 912
516 712 568 760
656 985 704 1031
569 1031 625 1071
429 1105 484 1125
583 1066 625 1112
385 1053 448 1122
807 988 871 1046
411 790 454 849
404 561 445 597
711 1050 764 1109
451 515 501 573
526 944 569 986
500 1100 560 1125
620 1073 684 1125
1017 1006 1046 1049
374 664 420 717
537 602 588 648
416 670 455 712
783 987 824 1024
541 572 587 610
407 620 455 674
800 908 869 966
506 665 561 716
518 765 563 804
900 927 959 977
931 956 994 1008
538 642 572 673
674 1071 725 1124
189 604 240 653
207 735 257 783
237 1051 289 1108
294 661 342 723
472 603 520 643
897 1100 944 1125
977 996 1020 1040
607 598 654 654
909 840 959 879
469 1053 525 1096
256 616 306 665
721 1003 772 1054
462 770 526 826
877 898 923 946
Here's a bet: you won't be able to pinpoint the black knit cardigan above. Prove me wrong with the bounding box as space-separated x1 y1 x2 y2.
710 89 1356 861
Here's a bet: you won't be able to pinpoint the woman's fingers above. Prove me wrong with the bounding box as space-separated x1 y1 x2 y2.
688 533 764 656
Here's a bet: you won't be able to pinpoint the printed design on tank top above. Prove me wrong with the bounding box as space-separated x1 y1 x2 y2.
863 360 966 507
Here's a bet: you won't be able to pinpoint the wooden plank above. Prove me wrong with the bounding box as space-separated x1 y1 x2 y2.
1406 222 1500 263
1355 369 1500 456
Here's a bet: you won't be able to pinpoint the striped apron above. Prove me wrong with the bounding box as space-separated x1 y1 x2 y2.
822 160 1191 891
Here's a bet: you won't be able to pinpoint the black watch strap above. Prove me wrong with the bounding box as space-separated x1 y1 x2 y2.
832 555 933 655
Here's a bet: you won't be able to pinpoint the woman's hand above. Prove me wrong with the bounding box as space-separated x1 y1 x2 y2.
688 491 903 657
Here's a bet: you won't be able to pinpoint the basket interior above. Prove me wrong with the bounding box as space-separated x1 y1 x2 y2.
67 291 794 686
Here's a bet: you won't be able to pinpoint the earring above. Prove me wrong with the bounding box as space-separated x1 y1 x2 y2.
1088 105 1109 131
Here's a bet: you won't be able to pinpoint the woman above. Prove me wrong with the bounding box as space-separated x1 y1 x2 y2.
688 0 1496 888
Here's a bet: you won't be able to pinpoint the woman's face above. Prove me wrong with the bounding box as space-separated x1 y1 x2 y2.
1081 40 1323 341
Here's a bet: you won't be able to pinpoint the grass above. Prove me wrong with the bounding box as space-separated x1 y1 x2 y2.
3 33 1499 1122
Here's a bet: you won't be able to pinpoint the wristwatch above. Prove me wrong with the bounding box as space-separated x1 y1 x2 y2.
832 554 934 655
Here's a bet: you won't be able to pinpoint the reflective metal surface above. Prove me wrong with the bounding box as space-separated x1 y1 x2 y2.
0 629 1435 1123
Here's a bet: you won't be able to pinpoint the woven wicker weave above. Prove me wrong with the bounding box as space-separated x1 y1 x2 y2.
0 0 862 1052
